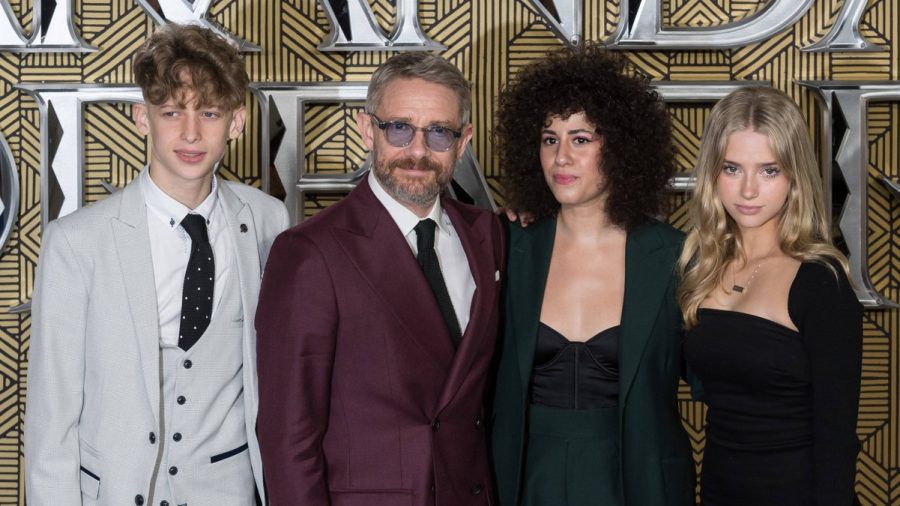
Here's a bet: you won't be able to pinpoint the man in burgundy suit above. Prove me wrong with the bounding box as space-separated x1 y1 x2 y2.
256 53 504 506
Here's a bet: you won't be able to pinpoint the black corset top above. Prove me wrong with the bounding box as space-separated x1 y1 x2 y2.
530 322 620 410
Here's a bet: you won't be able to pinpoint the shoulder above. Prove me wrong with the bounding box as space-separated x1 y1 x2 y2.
789 259 860 326
222 181 286 215
49 191 124 243
792 259 852 294
639 217 685 247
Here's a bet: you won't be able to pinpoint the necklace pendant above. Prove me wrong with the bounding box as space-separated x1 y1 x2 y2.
732 284 745 294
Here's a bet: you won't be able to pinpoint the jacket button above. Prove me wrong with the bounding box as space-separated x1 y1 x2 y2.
134 495 144 505
183 359 192 369
149 432 156 444
430 484 435 494
160 501 169 506
432 419 440 431
176 395 186 405
470 484 483 495
475 416 483 428
168 466 178 476
173 432 182 442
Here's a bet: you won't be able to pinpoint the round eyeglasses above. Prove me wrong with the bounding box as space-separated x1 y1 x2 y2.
370 114 462 152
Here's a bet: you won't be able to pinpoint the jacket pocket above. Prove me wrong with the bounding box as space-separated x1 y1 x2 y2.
330 489 413 506
79 438 102 500
79 465 100 499
210 442 249 463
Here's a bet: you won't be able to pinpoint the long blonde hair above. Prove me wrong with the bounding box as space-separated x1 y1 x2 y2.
678 86 847 328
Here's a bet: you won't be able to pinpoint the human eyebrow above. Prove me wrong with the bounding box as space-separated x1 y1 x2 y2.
567 128 597 136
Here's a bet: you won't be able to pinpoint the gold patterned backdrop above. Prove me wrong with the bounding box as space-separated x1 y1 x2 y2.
0 0 896 504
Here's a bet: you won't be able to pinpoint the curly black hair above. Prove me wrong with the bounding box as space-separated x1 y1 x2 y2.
494 44 675 230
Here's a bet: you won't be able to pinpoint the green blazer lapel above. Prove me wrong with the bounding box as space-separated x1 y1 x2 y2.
619 221 680 406
508 217 557 390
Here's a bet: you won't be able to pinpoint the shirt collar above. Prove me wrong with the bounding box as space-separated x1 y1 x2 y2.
141 168 219 230
367 170 444 237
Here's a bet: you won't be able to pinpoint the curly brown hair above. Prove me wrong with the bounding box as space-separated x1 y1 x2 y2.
494 45 675 229
133 24 248 110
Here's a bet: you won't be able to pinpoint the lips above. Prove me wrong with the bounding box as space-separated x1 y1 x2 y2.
553 174 577 185
175 150 205 164
735 204 762 215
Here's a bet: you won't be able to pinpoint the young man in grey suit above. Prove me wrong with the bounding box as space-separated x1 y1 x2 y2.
24 24 288 505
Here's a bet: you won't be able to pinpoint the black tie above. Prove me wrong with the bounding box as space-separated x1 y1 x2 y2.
178 214 215 351
414 219 462 348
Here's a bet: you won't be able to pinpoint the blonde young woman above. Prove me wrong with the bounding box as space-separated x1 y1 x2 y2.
679 87 862 506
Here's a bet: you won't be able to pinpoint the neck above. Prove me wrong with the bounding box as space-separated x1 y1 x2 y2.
556 201 619 242
148 167 213 210
737 221 780 262
404 202 435 219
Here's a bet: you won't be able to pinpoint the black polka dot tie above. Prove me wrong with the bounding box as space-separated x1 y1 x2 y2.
178 214 214 351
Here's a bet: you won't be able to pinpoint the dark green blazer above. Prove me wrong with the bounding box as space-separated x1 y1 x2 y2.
491 217 694 506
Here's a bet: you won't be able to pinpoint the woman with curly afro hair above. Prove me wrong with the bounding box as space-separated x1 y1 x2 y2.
490 45 694 506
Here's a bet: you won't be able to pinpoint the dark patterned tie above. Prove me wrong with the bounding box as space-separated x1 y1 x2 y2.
178 214 215 351
414 219 462 348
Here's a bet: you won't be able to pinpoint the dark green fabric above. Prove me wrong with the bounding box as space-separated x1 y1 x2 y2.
491 217 695 506
522 404 621 506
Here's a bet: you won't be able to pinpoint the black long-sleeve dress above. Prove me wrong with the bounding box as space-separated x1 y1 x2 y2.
685 261 862 506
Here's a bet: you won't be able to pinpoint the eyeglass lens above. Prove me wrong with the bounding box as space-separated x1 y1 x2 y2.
383 122 457 152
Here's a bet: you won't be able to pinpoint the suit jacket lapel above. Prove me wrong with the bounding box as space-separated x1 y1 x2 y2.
435 197 494 412
111 176 162 422
334 181 456 376
619 222 678 407
511 218 556 391
217 181 263 405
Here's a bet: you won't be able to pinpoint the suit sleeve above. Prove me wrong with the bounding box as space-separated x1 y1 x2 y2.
792 263 862 506
256 231 338 506
24 221 89 504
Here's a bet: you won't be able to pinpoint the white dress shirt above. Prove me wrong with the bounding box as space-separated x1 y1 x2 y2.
141 169 234 347
368 170 476 334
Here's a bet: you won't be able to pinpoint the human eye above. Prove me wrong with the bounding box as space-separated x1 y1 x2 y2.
389 121 411 132
573 135 595 145
541 135 558 146
201 110 221 119
721 164 739 175
761 166 781 177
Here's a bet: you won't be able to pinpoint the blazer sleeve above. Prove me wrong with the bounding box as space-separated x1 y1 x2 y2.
789 261 862 506
256 230 338 506
24 221 89 504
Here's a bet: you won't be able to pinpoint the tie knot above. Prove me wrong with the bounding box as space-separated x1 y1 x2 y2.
181 214 210 244
414 219 437 253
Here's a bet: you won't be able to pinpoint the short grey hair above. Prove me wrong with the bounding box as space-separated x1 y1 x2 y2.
366 52 471 124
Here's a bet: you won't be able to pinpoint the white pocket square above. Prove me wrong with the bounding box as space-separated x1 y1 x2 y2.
495 270 500 281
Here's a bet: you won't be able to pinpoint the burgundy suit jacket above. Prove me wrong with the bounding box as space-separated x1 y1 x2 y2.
256 179 504 506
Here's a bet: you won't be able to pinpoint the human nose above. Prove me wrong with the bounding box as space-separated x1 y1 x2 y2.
181 115 201 143
740 173 758 199
405 128 429 158
554 140 572 166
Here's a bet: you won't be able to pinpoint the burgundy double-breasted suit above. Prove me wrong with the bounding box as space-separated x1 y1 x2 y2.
256 178 504 506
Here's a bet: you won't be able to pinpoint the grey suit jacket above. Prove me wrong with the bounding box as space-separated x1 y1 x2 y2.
24 172 289 505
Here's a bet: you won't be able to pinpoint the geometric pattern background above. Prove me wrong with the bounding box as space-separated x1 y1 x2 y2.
0 0 896 504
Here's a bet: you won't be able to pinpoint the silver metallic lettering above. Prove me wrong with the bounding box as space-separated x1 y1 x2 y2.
525 0 581 47
0 0 93 52
135 0 258 52
800 81 900 308
16 84 143 227
607 0 813 50
317 0 442 51
803 0 879 52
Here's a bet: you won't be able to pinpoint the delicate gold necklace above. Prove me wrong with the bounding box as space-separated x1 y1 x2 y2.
731 261 761 294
